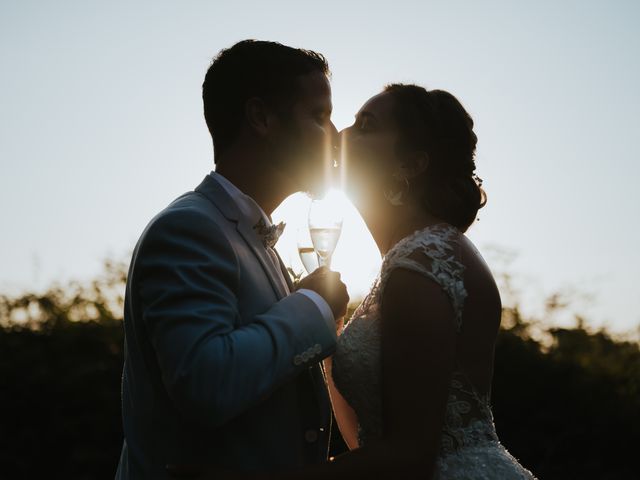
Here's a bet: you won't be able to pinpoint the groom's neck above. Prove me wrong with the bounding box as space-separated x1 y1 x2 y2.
214 149 295 217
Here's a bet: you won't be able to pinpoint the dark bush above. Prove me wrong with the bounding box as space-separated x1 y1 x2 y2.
1 264 638 479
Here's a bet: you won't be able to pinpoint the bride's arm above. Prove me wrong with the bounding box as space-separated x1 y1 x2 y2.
317 268 456 477
323 353 359 450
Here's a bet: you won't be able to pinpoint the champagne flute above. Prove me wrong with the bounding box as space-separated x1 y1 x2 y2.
297 227 319 274
308 196 343 269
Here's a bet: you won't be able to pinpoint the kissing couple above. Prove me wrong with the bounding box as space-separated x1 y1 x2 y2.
115 40 537 479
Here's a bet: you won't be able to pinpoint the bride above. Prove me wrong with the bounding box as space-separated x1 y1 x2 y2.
171 84 537 479
325 83 537 478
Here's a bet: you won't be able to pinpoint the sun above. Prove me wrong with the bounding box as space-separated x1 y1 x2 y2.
273 189 381 304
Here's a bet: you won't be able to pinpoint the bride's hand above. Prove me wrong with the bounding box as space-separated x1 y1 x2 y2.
335 315 345 335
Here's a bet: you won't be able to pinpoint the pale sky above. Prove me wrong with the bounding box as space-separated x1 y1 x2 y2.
1 0 639 333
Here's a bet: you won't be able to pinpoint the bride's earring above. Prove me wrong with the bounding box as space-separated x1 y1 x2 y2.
383 173 410 207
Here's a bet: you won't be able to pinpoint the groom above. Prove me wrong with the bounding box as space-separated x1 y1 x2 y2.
115 40 349 479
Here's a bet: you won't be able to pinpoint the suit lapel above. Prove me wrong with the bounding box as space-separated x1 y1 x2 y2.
195 173 289 300
273 249 295 292
235 220 289 299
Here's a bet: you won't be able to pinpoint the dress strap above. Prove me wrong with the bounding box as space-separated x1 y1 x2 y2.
378 224 468 332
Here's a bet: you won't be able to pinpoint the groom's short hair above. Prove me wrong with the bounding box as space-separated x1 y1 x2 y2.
203 40 330 160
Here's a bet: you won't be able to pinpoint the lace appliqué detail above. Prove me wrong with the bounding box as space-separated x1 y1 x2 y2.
440 373 498 454
379 223 467 331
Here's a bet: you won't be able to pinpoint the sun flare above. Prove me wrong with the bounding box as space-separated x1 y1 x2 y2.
273 189 381 304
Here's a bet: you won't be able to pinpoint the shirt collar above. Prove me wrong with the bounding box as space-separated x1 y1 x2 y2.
211 171 272 227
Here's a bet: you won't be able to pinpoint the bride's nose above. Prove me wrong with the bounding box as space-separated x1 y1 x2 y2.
337 128 351 148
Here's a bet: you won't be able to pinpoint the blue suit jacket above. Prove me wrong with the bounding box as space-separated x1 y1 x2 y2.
116 173 337 479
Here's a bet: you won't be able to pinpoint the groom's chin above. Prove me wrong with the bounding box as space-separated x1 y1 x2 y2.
295 172 330 199
303 183 328 200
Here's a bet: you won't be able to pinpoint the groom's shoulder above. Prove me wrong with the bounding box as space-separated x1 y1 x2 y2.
142 190 223 239
164 189 213 217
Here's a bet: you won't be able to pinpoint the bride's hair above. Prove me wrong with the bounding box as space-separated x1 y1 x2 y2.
384 84 487 232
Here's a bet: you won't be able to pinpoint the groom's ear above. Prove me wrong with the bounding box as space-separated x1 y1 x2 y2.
245 97 274 138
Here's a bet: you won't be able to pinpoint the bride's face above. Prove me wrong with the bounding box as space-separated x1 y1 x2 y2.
340 91 401 202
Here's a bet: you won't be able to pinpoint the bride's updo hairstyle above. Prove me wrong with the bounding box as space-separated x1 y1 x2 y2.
385 84 486 232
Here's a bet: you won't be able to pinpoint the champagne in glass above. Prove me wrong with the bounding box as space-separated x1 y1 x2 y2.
308 196 343 268
309 227 341 266
298 246 319 274
297 227 319 274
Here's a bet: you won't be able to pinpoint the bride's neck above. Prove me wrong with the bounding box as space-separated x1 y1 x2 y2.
358 196 442 256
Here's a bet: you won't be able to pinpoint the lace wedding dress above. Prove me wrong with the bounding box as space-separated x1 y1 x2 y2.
332 224 537 479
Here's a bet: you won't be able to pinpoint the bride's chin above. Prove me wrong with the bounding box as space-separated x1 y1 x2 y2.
342 184 378 209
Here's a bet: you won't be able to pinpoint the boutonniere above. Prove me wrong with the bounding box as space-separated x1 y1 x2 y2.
253 218 286 248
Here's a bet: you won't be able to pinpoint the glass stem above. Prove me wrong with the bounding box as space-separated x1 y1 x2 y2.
317 253 332 268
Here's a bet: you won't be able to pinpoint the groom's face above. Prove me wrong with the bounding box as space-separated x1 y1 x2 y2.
271 71 335 197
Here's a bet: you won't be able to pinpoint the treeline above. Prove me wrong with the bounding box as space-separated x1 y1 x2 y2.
0 261 638 479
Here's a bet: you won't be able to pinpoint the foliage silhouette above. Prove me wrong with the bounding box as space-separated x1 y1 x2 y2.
0 261 638 479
